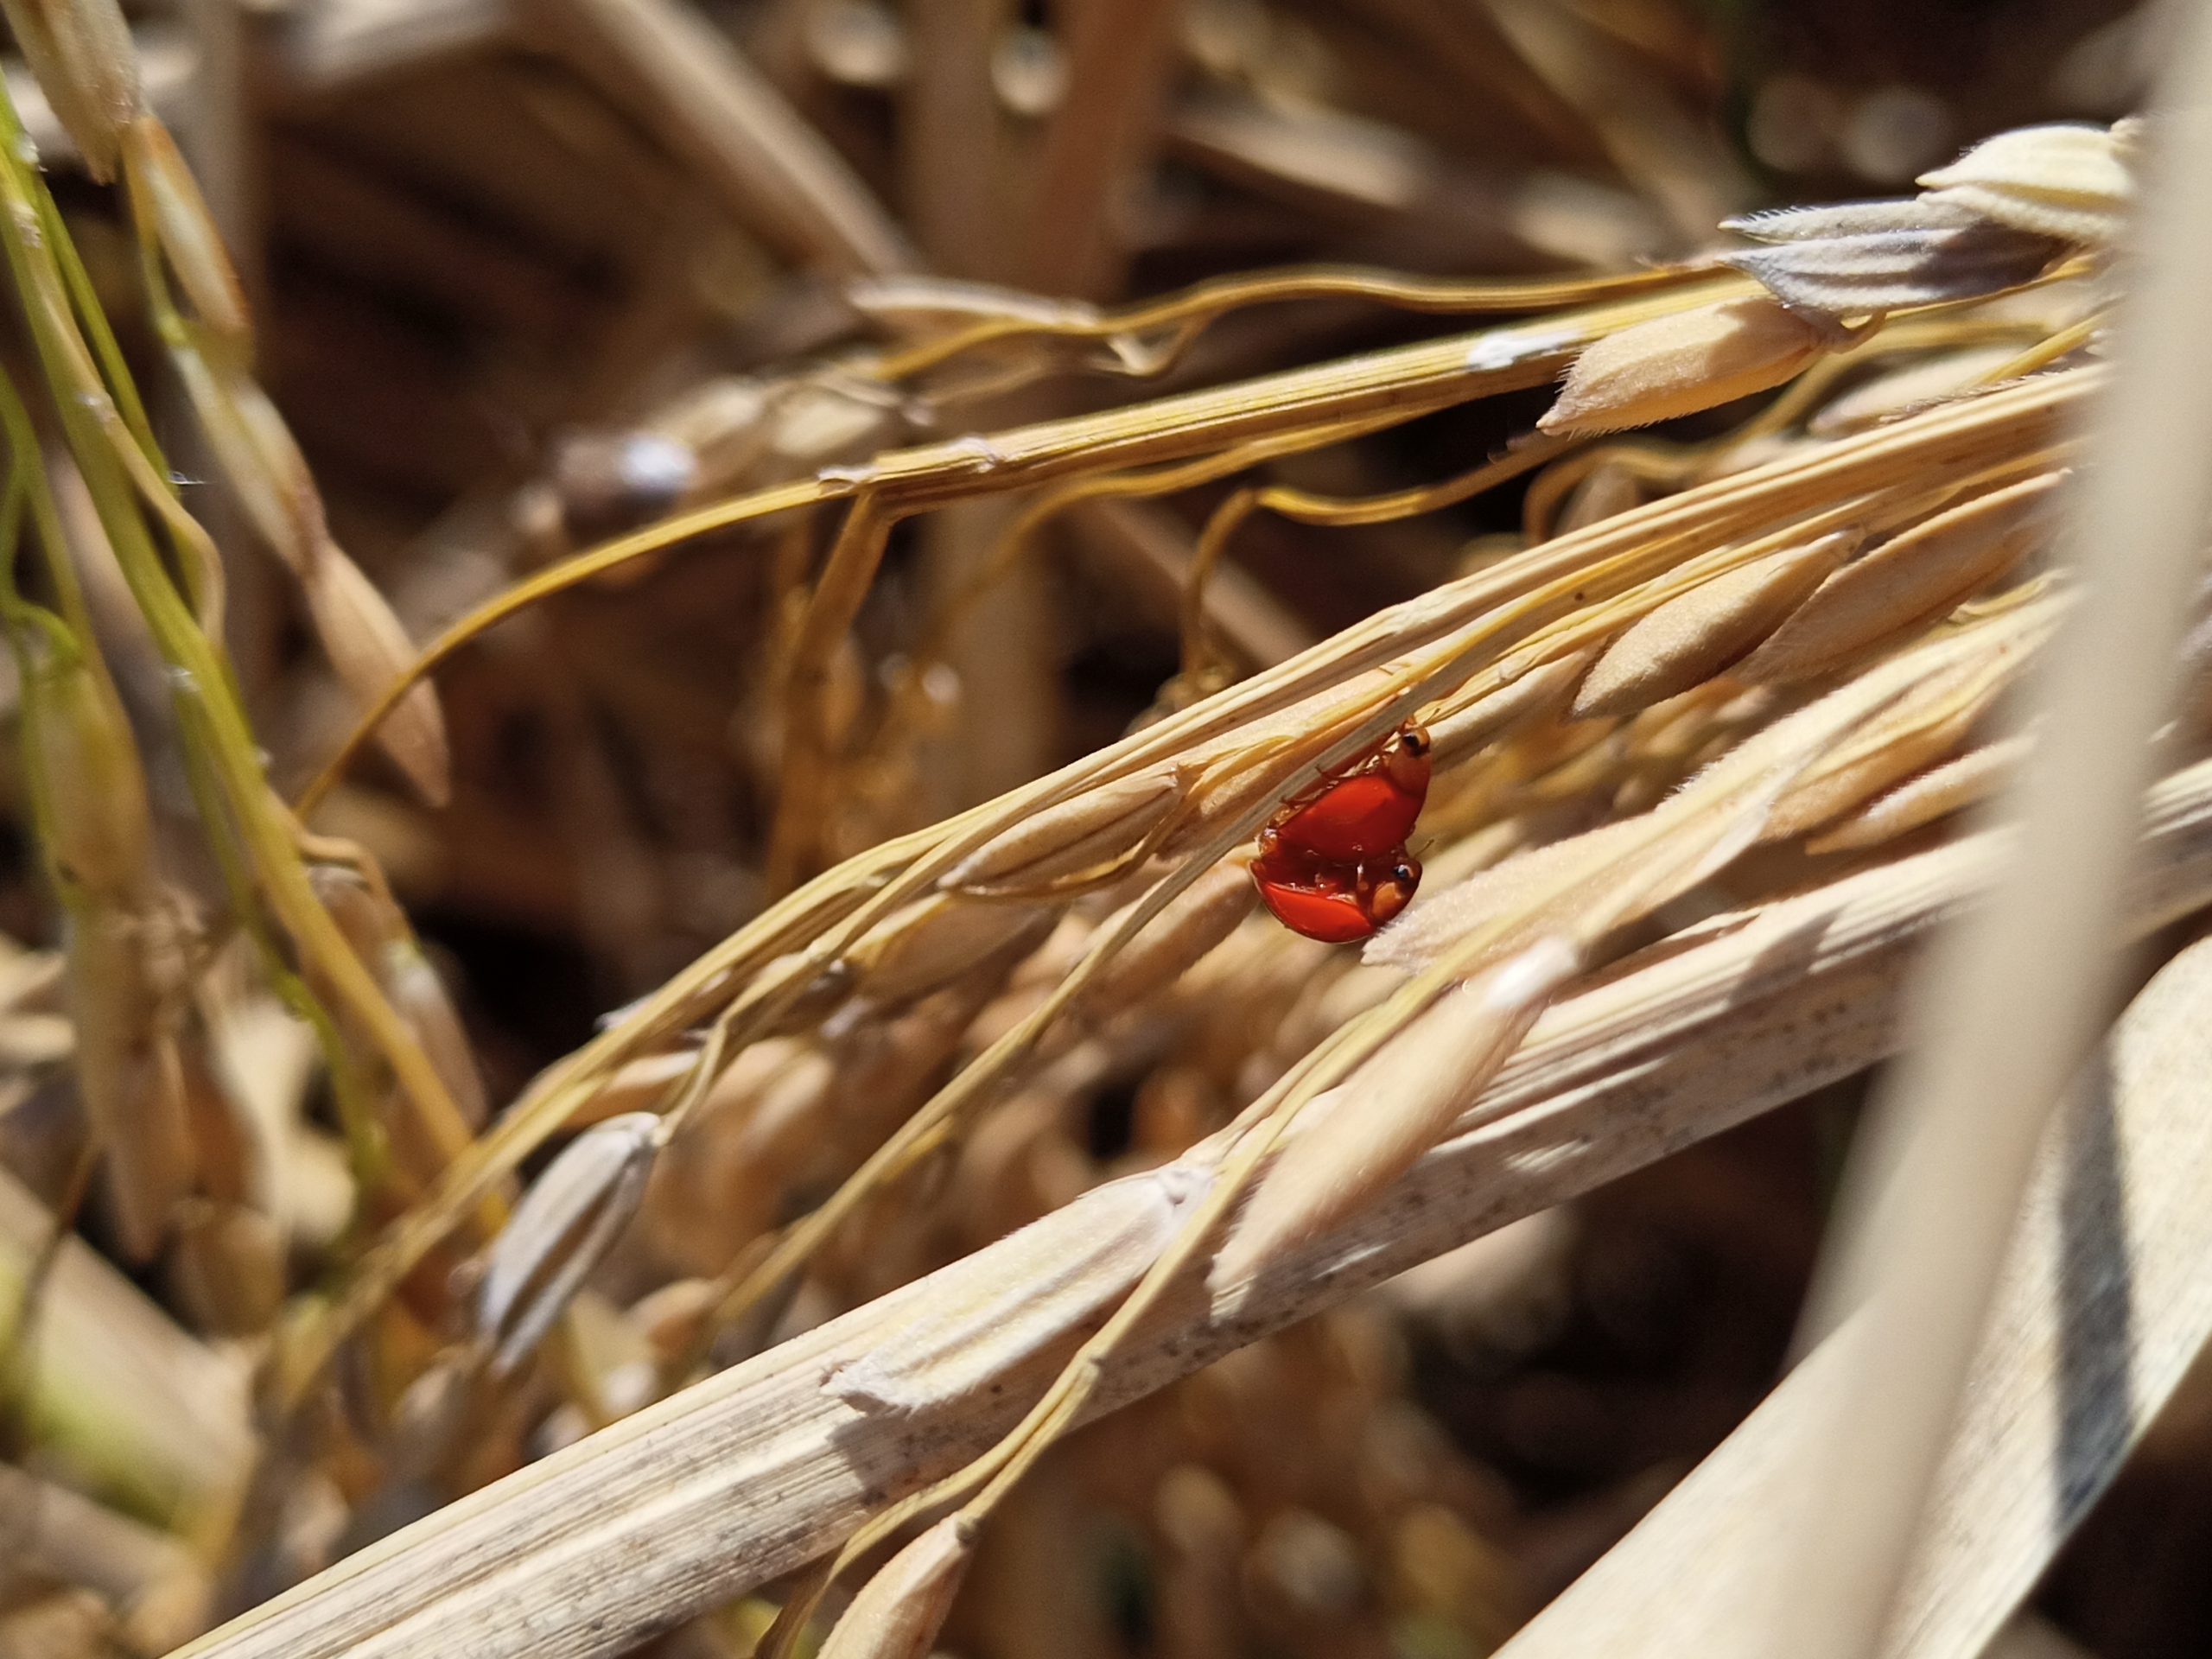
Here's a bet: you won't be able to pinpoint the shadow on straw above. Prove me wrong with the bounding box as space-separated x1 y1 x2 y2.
2055 1047 2135 1517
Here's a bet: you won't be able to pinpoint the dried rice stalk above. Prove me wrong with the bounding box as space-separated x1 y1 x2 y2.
1430 650 1595 760
782 590 2102 1657
1376 646 1938 976
1761 604 2055 842
1209 941 1577 1293
168 754 2212 1659
1215 662 1923 1291
649 974 999 1293
843 894 1065 1010
826 1166 1208 1414
943 771 1189 893
1062 861 1259 1033
285 365 2095 1394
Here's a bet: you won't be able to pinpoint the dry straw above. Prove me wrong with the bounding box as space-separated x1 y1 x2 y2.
1764 29 2212 1659
0 10 2181 1651
168 752 2212 1659
1496 932 2212 1659
272 346 2099 1451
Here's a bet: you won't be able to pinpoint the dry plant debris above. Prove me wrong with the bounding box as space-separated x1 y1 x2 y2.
0 4 2200 1659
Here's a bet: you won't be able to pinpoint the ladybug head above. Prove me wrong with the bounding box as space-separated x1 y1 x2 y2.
1362 852 1422 927
1382 724 1433 796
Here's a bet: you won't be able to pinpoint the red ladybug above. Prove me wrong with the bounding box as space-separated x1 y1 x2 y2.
1253 849 1423 944
1267 726 1432 863
1251 723 1431 944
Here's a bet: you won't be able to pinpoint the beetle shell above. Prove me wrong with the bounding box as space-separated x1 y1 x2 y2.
1268 727 1433 863
1254 864 1378 943
1270 772 1423 863
1251 849 1423 944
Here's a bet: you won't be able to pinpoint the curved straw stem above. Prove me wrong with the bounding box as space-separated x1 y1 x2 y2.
866 262 1704 381
1769 29 2212 1659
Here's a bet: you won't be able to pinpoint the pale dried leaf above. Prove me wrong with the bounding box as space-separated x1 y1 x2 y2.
827 1165 1209 1413
1491 931 2212 1659
1211 939 1580 1294
817 1516 975 1659
1807 734 2031 854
